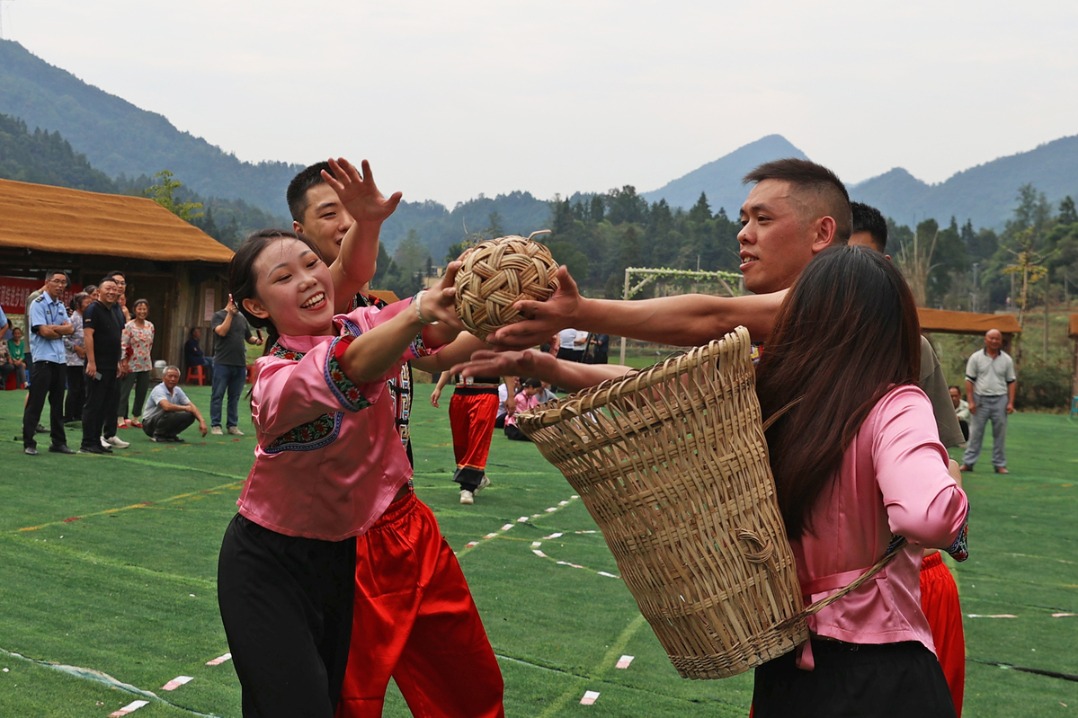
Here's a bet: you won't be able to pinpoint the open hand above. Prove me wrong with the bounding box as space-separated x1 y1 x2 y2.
322 158 403 224
486 265 580 348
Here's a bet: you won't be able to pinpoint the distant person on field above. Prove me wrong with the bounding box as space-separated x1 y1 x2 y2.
503 377 543 441
81 276 130 454
22 270 74 456
7 325 29 388
555 327 586 363
118 298 155 428
582 332 610 364
431 370 513 504
184 327 213 383
62 292 91 422
494 378 519 429
961 329 1016 474
0 320 15 389
950 386 970 442
209 293 262 436
141 365 207 442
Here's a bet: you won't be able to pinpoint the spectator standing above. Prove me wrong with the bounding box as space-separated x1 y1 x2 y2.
961 329 1016 474
23 280 46 371
118 298 155 428
22 271 75 455
7 326 28 388
62 293 91 422
210 294 262 435
80 277 129 454
494 377 519 429
555 327 586 363
582 332 610 364
141 365 207 442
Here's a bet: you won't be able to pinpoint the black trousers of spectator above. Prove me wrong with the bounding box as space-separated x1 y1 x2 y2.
23 360 67 450
142 410 195 440
64 365 86 422
82 370 120 450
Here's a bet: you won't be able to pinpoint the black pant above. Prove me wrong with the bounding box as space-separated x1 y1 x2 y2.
64 365 86 421
82 369 120 449
753 639 956 718
218 514 356 717
142 410 195 439
23 361 67 449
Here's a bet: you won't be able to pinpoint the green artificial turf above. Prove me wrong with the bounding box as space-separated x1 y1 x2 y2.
1 386 1075 717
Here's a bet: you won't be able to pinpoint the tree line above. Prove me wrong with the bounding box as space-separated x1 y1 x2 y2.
371 183 1078 324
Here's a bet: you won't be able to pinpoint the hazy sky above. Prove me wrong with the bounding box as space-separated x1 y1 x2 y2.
4 1 1076 207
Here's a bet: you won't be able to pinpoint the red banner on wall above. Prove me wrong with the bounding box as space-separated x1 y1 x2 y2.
1 276 83 316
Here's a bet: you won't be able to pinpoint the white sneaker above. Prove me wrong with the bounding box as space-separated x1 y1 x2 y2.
227 426 245 436
210 426 224 435
460 490 475 505
105 435 130 449
476 475 491 492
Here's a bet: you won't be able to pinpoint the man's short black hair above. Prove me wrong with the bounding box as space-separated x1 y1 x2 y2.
286 162 332 224
744 158 852 241
851 201 888 252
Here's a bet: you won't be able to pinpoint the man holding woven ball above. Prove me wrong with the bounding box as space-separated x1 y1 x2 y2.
456 159 966 717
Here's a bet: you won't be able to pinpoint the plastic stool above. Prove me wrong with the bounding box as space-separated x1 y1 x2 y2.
185 365 206 386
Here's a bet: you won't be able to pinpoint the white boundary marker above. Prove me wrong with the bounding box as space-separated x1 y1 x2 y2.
108 701 149 717
580 690 601 705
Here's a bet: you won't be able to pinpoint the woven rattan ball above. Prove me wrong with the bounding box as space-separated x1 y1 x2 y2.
454 234 559 340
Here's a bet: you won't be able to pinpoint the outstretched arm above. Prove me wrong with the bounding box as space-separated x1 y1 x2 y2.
486 266 785 348
450 349 632 393
322 157 403 312
339 265 461 385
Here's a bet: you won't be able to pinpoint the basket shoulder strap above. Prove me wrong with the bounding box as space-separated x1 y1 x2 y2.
800 536 908 617
762 396 804 432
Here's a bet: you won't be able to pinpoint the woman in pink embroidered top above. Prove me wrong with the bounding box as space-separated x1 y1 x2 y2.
215 228 502 717
752 246 968 718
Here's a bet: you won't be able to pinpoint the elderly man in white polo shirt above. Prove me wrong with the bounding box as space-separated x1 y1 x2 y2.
961 329 1017 474
141 365 208 442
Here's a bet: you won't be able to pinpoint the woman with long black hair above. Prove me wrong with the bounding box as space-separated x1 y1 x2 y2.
752 245 968 717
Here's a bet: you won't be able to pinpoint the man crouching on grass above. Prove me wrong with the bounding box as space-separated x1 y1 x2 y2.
141 365 208 442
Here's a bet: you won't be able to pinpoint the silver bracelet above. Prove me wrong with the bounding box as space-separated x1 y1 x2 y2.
413 290 436 325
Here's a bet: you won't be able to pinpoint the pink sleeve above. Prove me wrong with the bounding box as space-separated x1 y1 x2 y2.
252 337 385 438
871 386 969 548
339 298 445 363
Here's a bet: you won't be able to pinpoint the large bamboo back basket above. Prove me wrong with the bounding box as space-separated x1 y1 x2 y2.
516 326 807 679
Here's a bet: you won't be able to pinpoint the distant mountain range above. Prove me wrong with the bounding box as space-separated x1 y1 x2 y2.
644 133 1078 229
2 38 1076 234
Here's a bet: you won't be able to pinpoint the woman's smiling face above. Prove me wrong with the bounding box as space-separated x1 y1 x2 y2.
243 237 335 336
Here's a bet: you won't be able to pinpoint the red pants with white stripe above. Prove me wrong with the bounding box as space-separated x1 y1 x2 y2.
449 390 498 488
335 491 504 718
921 551 965 717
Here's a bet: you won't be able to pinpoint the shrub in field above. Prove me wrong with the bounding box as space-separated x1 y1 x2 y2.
1015 361 1071 410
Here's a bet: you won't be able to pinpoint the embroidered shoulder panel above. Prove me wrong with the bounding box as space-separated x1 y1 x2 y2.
264 412 343 454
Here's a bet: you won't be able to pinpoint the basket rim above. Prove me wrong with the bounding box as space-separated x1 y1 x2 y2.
518 325 752 429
